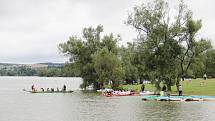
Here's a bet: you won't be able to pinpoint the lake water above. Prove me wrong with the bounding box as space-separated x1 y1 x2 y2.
0 76 215 121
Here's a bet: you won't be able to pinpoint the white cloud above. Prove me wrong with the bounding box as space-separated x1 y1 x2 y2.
0 0 214 63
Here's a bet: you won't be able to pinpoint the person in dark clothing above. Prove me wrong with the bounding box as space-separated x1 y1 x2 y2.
141 84 145 92
41 88 44 92
31 85 35 91
162 85 167 96
63 85 66 91
162 85 167 91
179 85 182 96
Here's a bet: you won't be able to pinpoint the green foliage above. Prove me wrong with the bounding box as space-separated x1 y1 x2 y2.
58 0 214 91
93 48 124 88
0 66 37 76
59 25 122 89
37 68 63 77
204 49 215 78
123 79 215 95
121 43 139 83
0 65 68 77
62 63 81 77
126 0 212 91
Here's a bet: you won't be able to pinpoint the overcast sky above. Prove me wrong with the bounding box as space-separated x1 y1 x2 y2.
0 0 214 64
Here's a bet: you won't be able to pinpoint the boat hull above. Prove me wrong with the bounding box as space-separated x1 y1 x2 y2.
24 90 74 93
142 95 215 101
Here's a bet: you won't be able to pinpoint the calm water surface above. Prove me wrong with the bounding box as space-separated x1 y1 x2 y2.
0 76 214 121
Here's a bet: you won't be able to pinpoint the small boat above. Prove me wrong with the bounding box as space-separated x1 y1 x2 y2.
103 91 140 97
97 88 114 93
157 96 187 101
23 89 74 93
142 95 215 102
142 95 159 101
114 92 140 96
114 91 131 96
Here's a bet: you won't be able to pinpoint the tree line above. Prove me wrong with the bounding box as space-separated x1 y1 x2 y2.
0 66 77 77
59 0 215 90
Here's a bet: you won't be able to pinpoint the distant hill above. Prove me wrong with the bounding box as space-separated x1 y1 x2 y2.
0 62 64 69
38 63 64 68
0 63 25 69
0 62 65 76
0 63 22 66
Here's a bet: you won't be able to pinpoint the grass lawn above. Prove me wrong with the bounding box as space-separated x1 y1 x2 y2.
122 78 215 96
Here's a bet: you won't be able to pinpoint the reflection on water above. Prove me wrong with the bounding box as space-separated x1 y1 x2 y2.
0 76 215 121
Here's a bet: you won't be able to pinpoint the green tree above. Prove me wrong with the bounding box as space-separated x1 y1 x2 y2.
204 49 215 78
93 48 124 89
126 0 212 90
188 41 213 78
59 25 121 89
121 42 139 84
62 63 81 77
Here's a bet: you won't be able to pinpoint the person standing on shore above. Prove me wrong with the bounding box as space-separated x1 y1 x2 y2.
141 83 145 92
162 85 167 96
203 74 207 80
200 74 207 86
179 85 182 96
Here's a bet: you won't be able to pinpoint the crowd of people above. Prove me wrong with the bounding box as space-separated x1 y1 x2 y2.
31 84 67 92
102 82 184 97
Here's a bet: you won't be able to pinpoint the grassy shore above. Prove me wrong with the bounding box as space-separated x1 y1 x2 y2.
122 79 215 96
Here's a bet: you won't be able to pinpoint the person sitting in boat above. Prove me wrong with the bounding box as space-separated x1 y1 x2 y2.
51 88 54 92
126 90 131 95
112 90 119 95
63 84 66 91
47 88 50 92
57 87 59 92
31 85 36 92
41 88 44 92
106 90 112 96
107 91 112 96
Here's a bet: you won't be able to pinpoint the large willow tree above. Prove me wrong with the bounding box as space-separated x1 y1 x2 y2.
126 0 212 90
59 25 123 89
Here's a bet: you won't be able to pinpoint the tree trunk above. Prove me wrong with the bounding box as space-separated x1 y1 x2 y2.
176 77 181 92
155 82 161 91
167 85 171 91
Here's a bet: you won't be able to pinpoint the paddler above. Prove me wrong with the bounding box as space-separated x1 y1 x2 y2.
41 88 44 92
31 84 35 91
63 84 66 91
